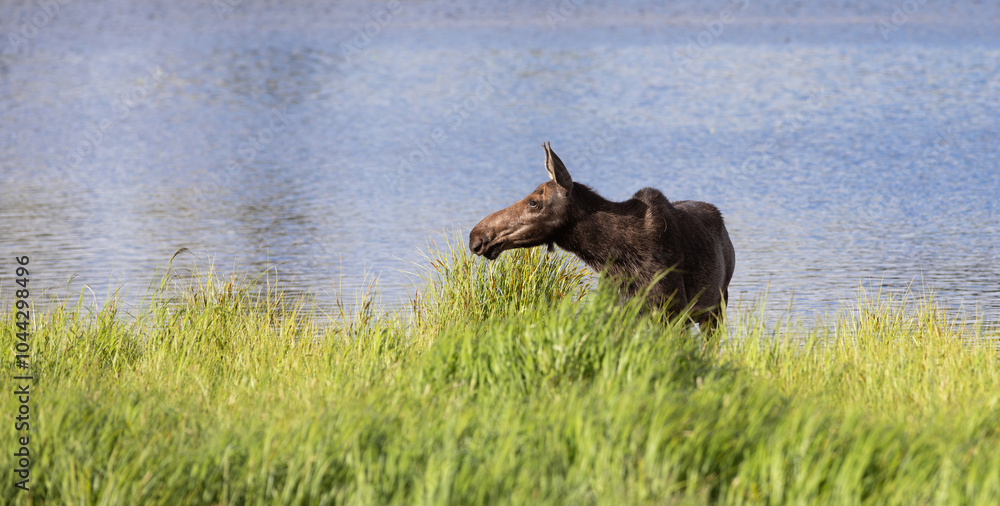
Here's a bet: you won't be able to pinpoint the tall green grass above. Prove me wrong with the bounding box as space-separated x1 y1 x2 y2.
2 240 998 504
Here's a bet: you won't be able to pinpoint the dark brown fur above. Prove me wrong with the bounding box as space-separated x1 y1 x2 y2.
469 143 736 330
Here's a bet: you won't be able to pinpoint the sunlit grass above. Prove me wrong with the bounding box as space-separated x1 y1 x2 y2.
2 239 998 504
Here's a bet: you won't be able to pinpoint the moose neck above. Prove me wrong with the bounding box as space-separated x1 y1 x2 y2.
554 184 648 274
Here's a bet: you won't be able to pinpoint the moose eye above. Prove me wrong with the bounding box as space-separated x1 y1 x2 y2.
528 200 539 209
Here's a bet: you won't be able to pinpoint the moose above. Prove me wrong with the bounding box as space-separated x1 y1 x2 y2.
469 143 736 331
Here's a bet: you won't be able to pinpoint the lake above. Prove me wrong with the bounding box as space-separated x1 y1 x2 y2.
1 0 998 324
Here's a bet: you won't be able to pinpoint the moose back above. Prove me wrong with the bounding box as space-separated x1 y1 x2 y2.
469 143 735 329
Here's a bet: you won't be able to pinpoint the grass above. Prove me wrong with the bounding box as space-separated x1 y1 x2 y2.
2 240 999 505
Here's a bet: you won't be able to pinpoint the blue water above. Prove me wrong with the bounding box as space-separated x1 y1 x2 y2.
1 0 998 323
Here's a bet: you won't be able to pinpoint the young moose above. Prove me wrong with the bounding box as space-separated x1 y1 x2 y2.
469 143 736 330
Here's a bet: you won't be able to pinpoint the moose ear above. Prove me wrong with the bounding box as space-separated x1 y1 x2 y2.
543 142 573 190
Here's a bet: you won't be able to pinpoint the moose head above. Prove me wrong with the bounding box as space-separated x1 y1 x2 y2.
469 143 574 260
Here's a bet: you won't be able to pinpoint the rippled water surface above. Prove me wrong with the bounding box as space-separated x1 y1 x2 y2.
2 0 999 323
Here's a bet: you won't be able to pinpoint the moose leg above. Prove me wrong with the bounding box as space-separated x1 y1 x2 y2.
694 310 719 353
697 310 721 334
649 272 687 319
701 287 729 331
660 291 694 329
696 294 727 351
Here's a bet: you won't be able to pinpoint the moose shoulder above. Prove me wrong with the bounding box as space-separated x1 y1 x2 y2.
469 142 735 330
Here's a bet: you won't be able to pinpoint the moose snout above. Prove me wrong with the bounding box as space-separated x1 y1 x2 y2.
469 230 490 256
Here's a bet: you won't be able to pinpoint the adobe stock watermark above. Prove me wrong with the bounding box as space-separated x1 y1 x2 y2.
383 73 499 194
671 0 750 74
567 115 628 173
905 126 956 173
194 107 292 202
212 0 246 21
54 65 167 183
546 0 588 29
876 0 929 41
339 0 404 64
856 127 956 232
736 85 828 179
3 0 73 56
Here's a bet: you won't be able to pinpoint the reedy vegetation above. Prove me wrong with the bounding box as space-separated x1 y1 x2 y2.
1 241 999 505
